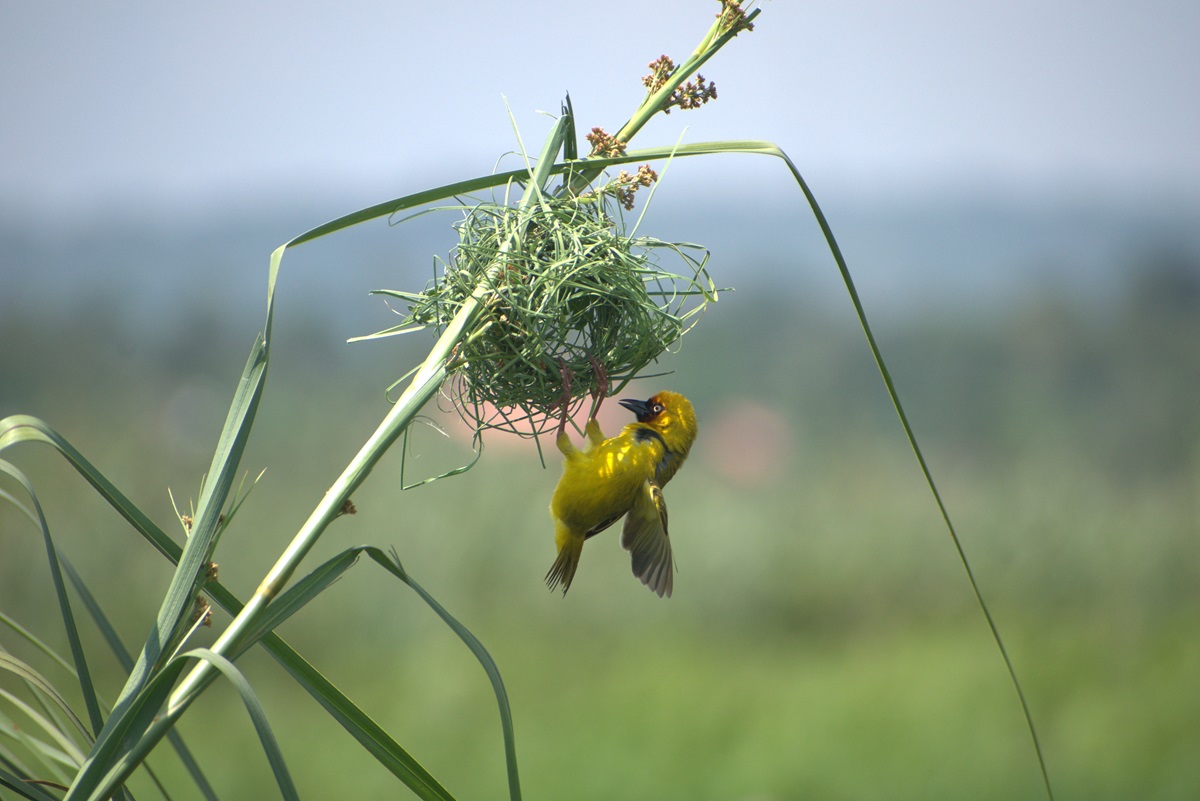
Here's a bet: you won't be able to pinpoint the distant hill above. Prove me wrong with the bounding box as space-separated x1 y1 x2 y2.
3 187 1198 336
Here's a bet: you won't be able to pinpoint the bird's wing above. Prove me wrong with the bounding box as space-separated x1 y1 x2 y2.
620 479 673 598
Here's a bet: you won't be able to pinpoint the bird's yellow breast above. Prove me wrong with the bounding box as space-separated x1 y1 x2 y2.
550 427 664 533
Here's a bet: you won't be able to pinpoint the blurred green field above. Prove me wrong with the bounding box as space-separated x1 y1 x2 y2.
1 232 1198 799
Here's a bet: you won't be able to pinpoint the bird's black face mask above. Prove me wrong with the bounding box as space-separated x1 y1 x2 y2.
619 397 662 423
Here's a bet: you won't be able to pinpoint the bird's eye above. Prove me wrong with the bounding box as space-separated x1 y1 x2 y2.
653 403 664 414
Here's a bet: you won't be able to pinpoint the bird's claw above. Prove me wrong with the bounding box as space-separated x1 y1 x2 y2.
547 354 607 437
551 358 573 437
586 353 608 420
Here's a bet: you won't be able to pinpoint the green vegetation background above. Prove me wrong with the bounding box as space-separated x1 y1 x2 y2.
1 200 1197 799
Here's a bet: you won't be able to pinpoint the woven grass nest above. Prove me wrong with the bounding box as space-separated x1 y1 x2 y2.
374 189 717 436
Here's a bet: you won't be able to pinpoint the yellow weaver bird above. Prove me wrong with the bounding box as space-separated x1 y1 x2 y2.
546 385 698 597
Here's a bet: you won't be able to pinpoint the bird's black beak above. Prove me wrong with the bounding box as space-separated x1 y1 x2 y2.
619 397 654 422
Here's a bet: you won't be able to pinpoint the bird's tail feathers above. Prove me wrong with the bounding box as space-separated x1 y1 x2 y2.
545 534 584 595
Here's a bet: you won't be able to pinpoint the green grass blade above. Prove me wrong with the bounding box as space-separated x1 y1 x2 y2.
2 423 220 799
0 420 179 786
399 425 482 490
0 654 90 758
525 112 570 198
0 762 63 801
255 630 455 801
0 413 253 799
209 572 453 797
66 578 454 801
157 333 268 643
0 610 75 679
0 461 104 741
71 652 254 801
0 424 451 799
561 94 578 162
0 731 61 794
221 544 516 800
230 550 362 654
754 143 1056 801
222 546 482 801
274 171 538 254
0 418 181 564
199 579 457 801
5 334 268 799
258 142 792 274
0 687 85 777
2 569 201 801
175 650 298 801
261 141 762 275
366 549 521 801
60 559 221 801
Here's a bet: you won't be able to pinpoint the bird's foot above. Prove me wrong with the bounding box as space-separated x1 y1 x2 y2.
550 358 574 438
586 353 608 420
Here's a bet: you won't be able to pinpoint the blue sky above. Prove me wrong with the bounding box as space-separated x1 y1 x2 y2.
3 0 1199 214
